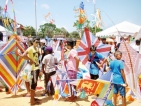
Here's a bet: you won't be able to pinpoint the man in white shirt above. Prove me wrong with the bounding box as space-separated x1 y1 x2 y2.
42 46 58 96
130 40 140 53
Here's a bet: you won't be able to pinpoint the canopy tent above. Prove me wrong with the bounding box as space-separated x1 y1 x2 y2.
96 21 141 37
0 25 12 42
0 25 12 36
135 29 141 40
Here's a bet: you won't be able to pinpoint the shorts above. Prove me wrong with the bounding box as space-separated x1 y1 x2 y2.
113 84 126 97
67 70 77 79
90 74 99 80
31 69 40 90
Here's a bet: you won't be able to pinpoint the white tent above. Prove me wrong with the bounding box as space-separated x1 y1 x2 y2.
0 25 12 42
0 25 12 35
135 29 141 40
96 21 141 37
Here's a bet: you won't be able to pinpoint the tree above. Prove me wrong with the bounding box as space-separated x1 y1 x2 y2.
0 6 3 18
89 26 103 35
54 28 62 35
60 27 69 38
23 26 36 36
38 23 56 38
69 31 80 39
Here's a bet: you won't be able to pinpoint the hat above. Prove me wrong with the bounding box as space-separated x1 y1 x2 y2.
40 39 46 45
45 46 53 53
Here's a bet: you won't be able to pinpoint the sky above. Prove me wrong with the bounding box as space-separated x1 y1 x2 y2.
0 0 141 33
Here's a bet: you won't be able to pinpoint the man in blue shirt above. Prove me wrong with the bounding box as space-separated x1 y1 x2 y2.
88 45 107 80
110 51 127 106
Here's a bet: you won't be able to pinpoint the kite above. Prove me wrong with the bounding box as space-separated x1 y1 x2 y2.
73 2 88 30
0 35 27 95
44 12 55 24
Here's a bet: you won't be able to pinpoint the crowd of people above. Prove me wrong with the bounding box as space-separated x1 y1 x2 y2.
1 34 141 106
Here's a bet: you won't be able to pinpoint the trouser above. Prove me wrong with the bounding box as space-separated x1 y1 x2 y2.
44 71 56 95
31 69 40 90
90 74 99 80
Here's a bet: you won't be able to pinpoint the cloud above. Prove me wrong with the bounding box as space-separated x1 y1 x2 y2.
41 4 49 9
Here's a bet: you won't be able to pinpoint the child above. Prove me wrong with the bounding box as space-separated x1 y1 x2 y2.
42 46 58 96
65 40 80 101
88 45 107 80
109 51 127 106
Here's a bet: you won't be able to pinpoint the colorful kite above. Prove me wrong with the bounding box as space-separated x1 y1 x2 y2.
0 35 26 95
73 2 88 30
119 41 141 100
2 0 17 33
44 12 55 24
91 9 104 28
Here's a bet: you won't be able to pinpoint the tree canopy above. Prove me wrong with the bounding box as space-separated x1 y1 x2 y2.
23 26 36 36
38 23 56 38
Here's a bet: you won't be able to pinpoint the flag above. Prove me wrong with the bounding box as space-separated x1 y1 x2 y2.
77 27 111 65
4 0 9 12
77 79 113 100
119 41 141 100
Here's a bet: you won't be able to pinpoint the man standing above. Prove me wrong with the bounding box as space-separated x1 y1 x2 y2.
19 37 41 105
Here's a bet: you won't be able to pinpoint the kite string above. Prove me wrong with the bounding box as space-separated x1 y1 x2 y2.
100 9 135 90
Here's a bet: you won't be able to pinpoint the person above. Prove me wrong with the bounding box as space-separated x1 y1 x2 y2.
130 40 140 53
58 40 63 51
101 38 106 44
40 39 47 62
52 38 58 51
22 39 33 97
42 46 58 96
88 45 107 80
0 31 3 41
66 40 79 79
18 37 41 105
109 51 127 106
65 40 80 101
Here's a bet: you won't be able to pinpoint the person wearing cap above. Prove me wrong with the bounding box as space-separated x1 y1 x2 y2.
88 45 107 80
42 46 58 96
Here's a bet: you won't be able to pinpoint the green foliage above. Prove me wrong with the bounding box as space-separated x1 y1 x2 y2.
38 23 56 38
89 26 103 35
23 26 36 36
68 31 80 39
0 6 3 17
